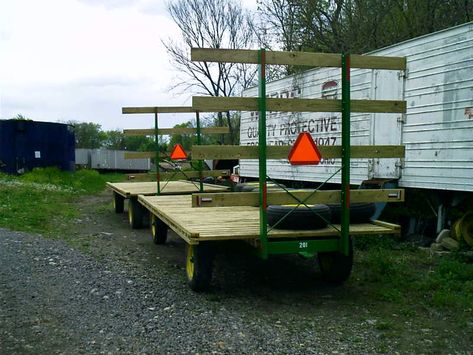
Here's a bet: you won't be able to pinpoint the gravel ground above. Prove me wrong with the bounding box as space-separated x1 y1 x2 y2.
1 193 471 354
0 228 384 354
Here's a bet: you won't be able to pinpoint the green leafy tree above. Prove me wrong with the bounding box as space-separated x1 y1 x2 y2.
168 119 221 152
123 135 162 152
102 130 125 150
68 121 105 149
169 122 196 152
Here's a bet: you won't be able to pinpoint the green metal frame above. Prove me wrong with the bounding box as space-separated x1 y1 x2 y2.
154 110 161 194
258 49 269 259
341 53 351 256
256 51 352 259
195 111 204 193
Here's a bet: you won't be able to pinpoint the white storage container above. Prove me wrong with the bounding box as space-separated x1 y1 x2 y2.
240 22 473 192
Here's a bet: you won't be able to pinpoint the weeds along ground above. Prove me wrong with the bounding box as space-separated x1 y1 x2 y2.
0 167 472 333
353 236 473 324
0 167 124 235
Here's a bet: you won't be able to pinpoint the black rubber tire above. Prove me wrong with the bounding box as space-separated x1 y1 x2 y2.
241 184 256 192
267 204 331 230
327 203 376 224
186 243 214 292
202 176 215 184
150 214 167 244
113 192 124 213
128 198 144 229
234 183 246 192
318 238 353 284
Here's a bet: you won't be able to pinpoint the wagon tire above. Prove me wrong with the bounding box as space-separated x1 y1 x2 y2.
186 243 214 292
113 192 124 213
128 199 144 229
151 214 168 245
234 183 246 192
318 238 353 284
327 203 376 224
267 204 331 230
241 184 256 192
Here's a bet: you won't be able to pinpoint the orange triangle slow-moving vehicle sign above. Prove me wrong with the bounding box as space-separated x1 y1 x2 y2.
170 143 187 160
288 132 322 165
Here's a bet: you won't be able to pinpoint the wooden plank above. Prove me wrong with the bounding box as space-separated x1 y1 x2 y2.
122 106 194 114
127 170 230 181
124 152 167 159
138 195 200 242
351 54 406 70
191 145 405 159
191 48 406 70
106 180 229 197
192 189 404 207
137 195 401 242
371 220 401 230
106 182 128 198
352 99 406 113
123 127 230 136
192 96 406 114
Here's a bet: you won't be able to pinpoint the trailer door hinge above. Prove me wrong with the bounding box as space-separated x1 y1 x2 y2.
399 69 408 79
395 159 404 169
397 115 406 124
368 159 375 179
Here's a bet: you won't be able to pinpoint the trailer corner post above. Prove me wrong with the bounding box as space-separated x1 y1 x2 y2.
154 109 161 195
341 53 351 256
195 111 204 193
258 48 269 259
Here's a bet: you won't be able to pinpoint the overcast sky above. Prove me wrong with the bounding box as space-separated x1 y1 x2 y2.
0 0 256 131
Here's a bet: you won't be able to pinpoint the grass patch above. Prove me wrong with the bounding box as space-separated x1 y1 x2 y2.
354 235 473 315
417 257 473 310
0 167 124 236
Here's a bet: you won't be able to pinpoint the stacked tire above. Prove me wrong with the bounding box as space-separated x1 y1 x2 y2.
267 202 376 230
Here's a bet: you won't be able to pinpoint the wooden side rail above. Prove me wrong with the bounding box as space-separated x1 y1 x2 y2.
192 189 405 207
123 127 230 136
191 48 407 70
128 170 230 181
192 96 406 114
192 145 405 160
122 106 195 114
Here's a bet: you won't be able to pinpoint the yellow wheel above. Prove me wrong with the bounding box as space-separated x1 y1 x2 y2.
185 243 214 292
128 201 133 225
151 214 167 244
113 192 124 213
186 244 195 280
454 212 473 247
128 198 144 229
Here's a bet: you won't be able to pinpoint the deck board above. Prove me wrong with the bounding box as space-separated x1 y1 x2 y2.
139 195 401 243
106 180 229 197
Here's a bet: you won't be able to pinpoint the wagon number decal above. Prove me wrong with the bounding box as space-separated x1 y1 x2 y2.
299 241 308 249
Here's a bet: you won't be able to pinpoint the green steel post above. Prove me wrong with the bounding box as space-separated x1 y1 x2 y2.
196 111 203 193
154 110 161 195
258 48 268 259
341 53 351 256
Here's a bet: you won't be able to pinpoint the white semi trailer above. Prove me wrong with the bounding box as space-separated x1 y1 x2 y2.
238 22 473 234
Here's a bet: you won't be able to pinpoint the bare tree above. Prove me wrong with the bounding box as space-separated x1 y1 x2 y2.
256 0 299 51
163 0 257 144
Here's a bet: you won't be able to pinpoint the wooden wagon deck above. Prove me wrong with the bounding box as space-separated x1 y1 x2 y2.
139 194 401 244
106 180 229 198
